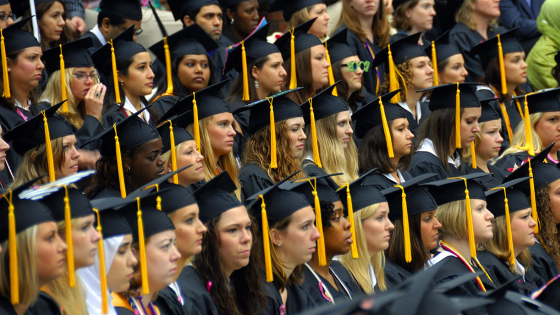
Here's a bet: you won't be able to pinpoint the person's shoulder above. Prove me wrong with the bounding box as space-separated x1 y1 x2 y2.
239 163 270 179
27 292 62 315
449 23 472 36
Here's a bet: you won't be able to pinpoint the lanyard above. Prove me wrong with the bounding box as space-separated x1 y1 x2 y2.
439 242 487 292
304 263 352 305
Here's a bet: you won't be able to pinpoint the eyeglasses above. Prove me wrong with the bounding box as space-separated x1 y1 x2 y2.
117 25 143 36
0 13 16 22
341 61 370 72
72 73 98 81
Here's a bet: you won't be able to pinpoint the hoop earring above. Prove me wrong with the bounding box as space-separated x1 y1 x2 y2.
255 79 259 88
231 18 234 24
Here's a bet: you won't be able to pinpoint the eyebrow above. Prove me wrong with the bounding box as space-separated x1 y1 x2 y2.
159 238 173 245
120 241 131 247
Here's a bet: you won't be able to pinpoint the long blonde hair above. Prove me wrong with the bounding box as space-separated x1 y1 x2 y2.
339 204 387 293
492 113 544 164
301 113 359 186
436 200 469 241
455 0 499 31
10 138 66 189
286 7 327 41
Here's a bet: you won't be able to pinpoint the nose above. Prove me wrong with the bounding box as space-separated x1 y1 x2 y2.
434 217 442 229
228 124 236 137
241 227 252 244
147 67 155 79
279 66 287 77
213 16 221 26
196 151 204 163
497 133 504 143
341 216 351 230
427 64 434 75
72 147 80 160
6 17 13 27
521 59 527 69
92 228 101 243
170 245 181 261
0 138 9 152
156 154 165 166
57 233 68 252
197 218 208 234
461 66 469 77
387 220 395 231
311 225 321 241
346 125 354 135
38 59 45 70
325 12 330 21
325 60 331 69
473 121 480 133
486 209 494 221
58 16 65 26
85 75 94 85
299 130 307 141
356 66 363 75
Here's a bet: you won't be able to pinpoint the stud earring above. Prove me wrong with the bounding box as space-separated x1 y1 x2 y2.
255 79 259 88
231 18 234 24
120 81 124 86
278 242 282 247
7 68 10 72
126 166 131 172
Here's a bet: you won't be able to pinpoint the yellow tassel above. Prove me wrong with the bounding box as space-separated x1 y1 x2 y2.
528 159 539 233
93 208 108 314
324 42 337 96
163 37 173 96
395 185 411 262
136 198 149 294
471 141 477 169
431 41 438 87
375 68 380 96
379 96 394 158
192 92 200 151
465 183 477 258
497 34 508 96
309 99 322 168
500 101 514 141
241 41 250 101
1 29 9 98
114 124 127 198
59 45 68 113
310 179 326 266
168 122 178 184
63 186 75 287
260 195 273 282
455 83 461 149
388 45 400 103
289 29 297 90
524 96 534 155
6 192 18 305
110 40 121 105
504 193 515 266
345 184 358 258
42 111 56 183
267 98 277 169
514 91 523 119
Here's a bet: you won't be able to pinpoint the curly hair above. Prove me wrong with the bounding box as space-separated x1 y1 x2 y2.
334 0 391 48
379 60 414 102
535 185 560 267
386 214 431 272
392 0 420 32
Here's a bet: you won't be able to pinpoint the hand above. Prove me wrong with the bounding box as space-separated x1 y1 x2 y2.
84 83 106 120
77 149 100 170
66 16 86 36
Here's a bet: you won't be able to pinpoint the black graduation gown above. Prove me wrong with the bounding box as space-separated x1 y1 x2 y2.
155 286 187 315
91 188 122 200
328 261 363 297
383 258 413 289
102 104 158 129
390 32 431 49
529 242 560 283
476 250 544 296
81 31 104 52
492 151 556 174
177 266 218 315
361 171 413 191
298 264 353 306
27 292 61 315
0 295 33 315
431 255 497 296
258 280 316 315
150 95 180 121
407 151 463 180
464 163 509 189
402 101 431 136
238 163 275 198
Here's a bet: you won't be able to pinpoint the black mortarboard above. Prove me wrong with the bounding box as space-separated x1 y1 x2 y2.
335 169 386 211
422 173 489 206
352 90 405 139
39 187 94 221
503 143 560 192
244 90 303 134
157 113 195 154
371 32 425 68
421 82 482 111
511 87 560 115
478 98 501 123
42 38 94 74
1 17 39 55
167 0 219 21
269 0 325 21
3 101 74 156
90 198 133 238
326 29 357 64
424 30 462 69
193 171 242 224
0 0 8 5
280 174 342 205
470 28 523 70
532 274 560 312
91 25 147 76
485 177 532 218
223 24 280 74
486 288 558 315
149 24 219 63
300 82 349 124
119 192 176 242
382 173 438 221
275 17 323 62
218 0 249 8
99 0 143 21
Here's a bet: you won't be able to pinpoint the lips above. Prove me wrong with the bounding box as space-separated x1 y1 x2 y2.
309 246 316 253
342 138 350 143
194 77 204 83
146 82 153 87
157 168 165 176
296 144 304 149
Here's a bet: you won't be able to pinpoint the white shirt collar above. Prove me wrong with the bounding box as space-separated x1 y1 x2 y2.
398 101 422 123
369 263 377 288
14 99 31 111
417 139 461 169
383 170 405 184
91 25 107 46
123 97 150 123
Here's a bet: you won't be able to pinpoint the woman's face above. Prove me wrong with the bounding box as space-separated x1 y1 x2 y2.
363 202 394 256
70 214 101 269
38 1 65 44
419 210 441 251
207 113 236 157
177 54 210 93
438 54 468 84
409 56 434 91
547 179 560 224
0 125 10 172
56 135 80 179
308 4 330 38
391 118 414 159
36 221 68 286
70 67 97 102
285 117 307 159
170 204 207 259
216 206 253 276
170 140 205 187
471 199 494 244
476 119 503 161
252 53 286 96
106 234 137 293
349 0 380 17
474 0 500 19
9 47 44 92
340 56 363 96
406 0 436 33
230 0 259 38
274 206 321 267
310 45 331 91
127 138 166 187
0 4 15 29
510 208 536 254
119 52 155 98
144 230 180 292
504 51 527 88
336 111 354 149
459 107 481 148
323 201 353 256
534 112 560 151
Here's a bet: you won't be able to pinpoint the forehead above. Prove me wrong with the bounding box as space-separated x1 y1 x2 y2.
199 4 222 15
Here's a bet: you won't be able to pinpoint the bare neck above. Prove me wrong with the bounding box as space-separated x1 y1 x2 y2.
358 16 374 42
173 256 189 282
127 95 142 111
474 15 492 39
475 155 489 172
308 252 333 279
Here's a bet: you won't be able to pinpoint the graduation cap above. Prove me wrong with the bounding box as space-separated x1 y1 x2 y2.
10 0 57 17
532 274 560 312
274 18 323 90
420 82 482 149
0 176 54 305
246 171 311 281
167 0 219 21
371 32 426 103
424 30 462 87
218 0 251 8
469 98 502 169
98 0 142 21
156 113 195 184
503 143 560 234
223 23 280 101
470 29 523 96
381 173 438 262
326 29 357 64
486 287 558 315
269 0 325 21
299 82 349 167
193 171 241 224
91 25 146 105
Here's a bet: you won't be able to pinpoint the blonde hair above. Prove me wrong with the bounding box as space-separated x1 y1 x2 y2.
339 204 387 293
436 200 469 241
10 138 66 189
492 113 544 165
40 68 100 129
0 225 40 305
455 0 499 31
286 7 327 41
302 113 359 186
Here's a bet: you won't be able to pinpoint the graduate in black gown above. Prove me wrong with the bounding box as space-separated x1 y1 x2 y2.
408 83 482 180
424 30 469 86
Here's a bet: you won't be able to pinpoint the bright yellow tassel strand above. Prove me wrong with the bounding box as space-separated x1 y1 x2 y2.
114 124 127 198
289 29 297 90
260 196 273 282
6 192 18 305
163 37 173 96
1 29 9 98
345 184 358 258
192 92 200 151
324 42 337 96
43 111 56 182
497 34 508 96
431 41 438 86
59 45 68 112
524 96 534 155
311 179 326 266
471 141 477 169
396 185 411 262
168 122 178 184
268 98 277 168
528 159 539 233
64 186 75 287
241 41 250 101
93 208 108 314
455 83 461 149
464 183 476 258
309 99 322 167
110 40 121 104
387 45 400 103
136 198 149 294
379 96 394 158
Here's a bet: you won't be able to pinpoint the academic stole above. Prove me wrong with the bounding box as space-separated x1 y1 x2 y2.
439 242 487 292
129 296 161 315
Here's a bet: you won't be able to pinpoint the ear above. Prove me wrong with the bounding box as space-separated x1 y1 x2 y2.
183 15 194 27
100 17 112 32
269 228 282 246
116 70 124 83
123 156 132 170
225 8 234 21
251 65 259 80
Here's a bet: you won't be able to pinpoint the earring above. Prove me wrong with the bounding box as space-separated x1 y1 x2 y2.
255 79 259 89
278 242 282 247
126 166 131 172
7 68 10 72
231 18 234 24
120 81 124 86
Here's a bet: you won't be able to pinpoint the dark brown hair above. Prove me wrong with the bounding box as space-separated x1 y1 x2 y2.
22 1 73 50
332 59 365 113
480 57 525 105
283 48 322 104
392 0 420 31
226 55 271 104
358 121 412 174
385 214 431 272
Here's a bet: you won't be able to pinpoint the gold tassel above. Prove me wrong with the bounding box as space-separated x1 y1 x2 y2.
168 121 178 184
464 180 477 258
63 186 75 287
455 83 461 149
93 208 108 314
388 45 400 103
114 124 127 198
241 41 250 101
192 92 200 151
6 192 18 305
42 111 56 182
524 95 534 155
309 99 322 167
379 96 394 158
267 98 277 168
396 185 411 262
260 195 273 282
471 141 477 169
514 91 523 119
1 29 9 98
528 159 539 233
310 179 326 266
59 45 68 113
503 191 515 266
324 42 337 96
431 41 438 86
289 29 297 90
345 184 358 258
497 34 508 96
110 40 121 105
136 198 149 294
163 37 173 97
